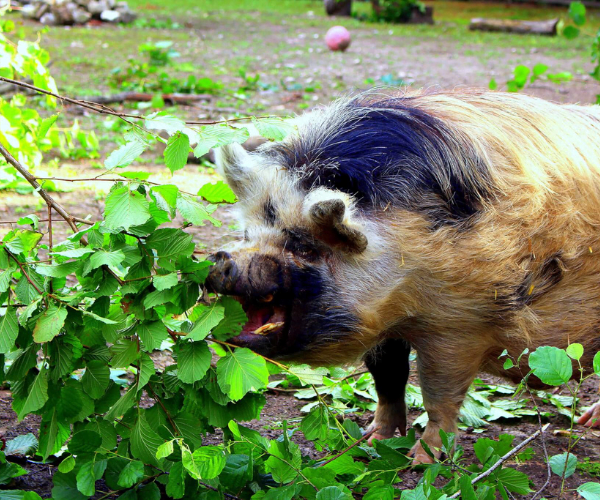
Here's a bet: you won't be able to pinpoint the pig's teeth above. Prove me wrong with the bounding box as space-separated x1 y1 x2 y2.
254 322 285 335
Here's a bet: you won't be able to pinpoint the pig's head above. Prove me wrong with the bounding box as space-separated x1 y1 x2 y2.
207 92 491 363
207 137 381 363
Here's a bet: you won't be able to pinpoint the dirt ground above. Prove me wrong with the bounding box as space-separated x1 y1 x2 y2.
2 1 600 498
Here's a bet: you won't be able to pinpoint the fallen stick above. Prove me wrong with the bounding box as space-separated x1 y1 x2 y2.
448 423 550 498
76 92 214 105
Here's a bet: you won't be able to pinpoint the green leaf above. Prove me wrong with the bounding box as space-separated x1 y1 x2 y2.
220 454 252 490
153 273 178 291
563 26 580 39
138 352 155 388
529 346 572 386
252 116 294 141
316 486 353 500
569 1 586 26
186 304 225 341
104 384 137 420
193 124 249 158
104 186 151 231
117 460 145 488
52 471 87 500
50 248 94 258
119 171 151 180
151 184 179 210
17 215 40 231
198 180 237 204
38 409 70 460
289 365 328 386
594 351 600 376
131 412 164 468
146 228 194 262
265 438 301 484
5 230 43 254
177 193 220 227
144 112 186 134
177 341 212 384
164 131 190 173
89 250 125 270
68 430 102 454
216 348 269 401
76 459 107 496
81 360 110 399
156 440 174 460
503 358 514 370
578 482 600 500
105 140 147 170
166 460 186 498
15 369 48 421
497 467 532 494
488 78 497 90
35 261 80 278
566 343 584 361
4 433 38 456
301 405 329 441
0 308 18 354
182 446 226 480
110 339 139 368
38 114 58 140
137 321 169 351
211 296 247 340
58 455 75 473
549 452 577 478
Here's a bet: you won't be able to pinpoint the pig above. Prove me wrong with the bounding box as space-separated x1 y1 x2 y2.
207 89 600 464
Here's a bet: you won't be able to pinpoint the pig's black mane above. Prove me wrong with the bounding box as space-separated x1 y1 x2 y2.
267 94 494 228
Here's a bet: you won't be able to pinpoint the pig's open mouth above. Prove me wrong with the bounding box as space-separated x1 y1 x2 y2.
229 297 289 350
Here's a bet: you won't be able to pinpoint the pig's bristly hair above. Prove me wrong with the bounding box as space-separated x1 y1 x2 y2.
266 90 495 228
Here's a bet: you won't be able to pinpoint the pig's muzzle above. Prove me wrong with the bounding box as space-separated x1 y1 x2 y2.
206 251 240 294
205 251 289 355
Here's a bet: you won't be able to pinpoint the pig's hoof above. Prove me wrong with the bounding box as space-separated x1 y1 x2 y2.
365 419 406 446
578 402 600 428
409 441 437 465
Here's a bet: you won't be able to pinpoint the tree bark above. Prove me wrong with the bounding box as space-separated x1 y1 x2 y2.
469 18 558 35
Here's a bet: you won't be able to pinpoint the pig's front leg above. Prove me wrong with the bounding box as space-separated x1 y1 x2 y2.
363 338 411 444
410 345 482 464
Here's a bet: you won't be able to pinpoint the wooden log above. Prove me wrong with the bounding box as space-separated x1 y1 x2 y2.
469 18 558 35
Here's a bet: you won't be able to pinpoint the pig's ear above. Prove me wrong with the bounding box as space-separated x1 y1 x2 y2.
306 198 368 254
214 143 256 199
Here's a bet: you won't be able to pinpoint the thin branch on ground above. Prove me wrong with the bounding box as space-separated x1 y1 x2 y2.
0 76 277 125
448 423 550 499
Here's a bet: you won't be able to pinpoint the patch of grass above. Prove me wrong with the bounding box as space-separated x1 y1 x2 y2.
577 457 600 478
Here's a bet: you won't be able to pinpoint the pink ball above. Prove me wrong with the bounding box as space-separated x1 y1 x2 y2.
325 26 351 52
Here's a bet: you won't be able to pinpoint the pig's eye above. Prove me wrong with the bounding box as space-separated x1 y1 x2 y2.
283 228 321 261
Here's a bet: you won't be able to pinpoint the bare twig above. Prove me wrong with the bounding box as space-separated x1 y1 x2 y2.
0 142 80 234
318 427 379 467
448 424 550 499
0 142 124 284
5 250 43 295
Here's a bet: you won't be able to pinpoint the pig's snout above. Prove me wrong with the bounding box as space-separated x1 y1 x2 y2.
206 251 240 294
